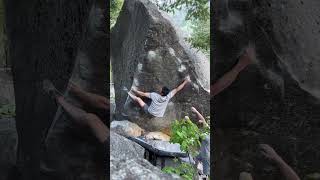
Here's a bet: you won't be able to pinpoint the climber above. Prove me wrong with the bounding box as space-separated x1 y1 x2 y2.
211 46 255 97
190 107 210 179
239 144 300 180
127 76 191 117
43 80 109 148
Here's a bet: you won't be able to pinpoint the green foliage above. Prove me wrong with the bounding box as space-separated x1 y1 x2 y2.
0 104 15 118
163 117 209 179
155 0 210 56
162 162 196 180
170 117 206 156
187 18 210 55
110 0 124 29
155 0 210 21
203 116 211 133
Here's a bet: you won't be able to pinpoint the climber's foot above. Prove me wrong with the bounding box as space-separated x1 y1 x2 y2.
127 91 137 100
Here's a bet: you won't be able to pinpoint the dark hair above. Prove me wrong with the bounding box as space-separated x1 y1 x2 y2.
161 86 170 96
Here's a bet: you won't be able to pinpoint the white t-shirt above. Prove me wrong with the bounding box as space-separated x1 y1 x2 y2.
147 91 174 117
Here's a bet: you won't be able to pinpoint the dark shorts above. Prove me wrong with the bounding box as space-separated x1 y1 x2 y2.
142 104 150 114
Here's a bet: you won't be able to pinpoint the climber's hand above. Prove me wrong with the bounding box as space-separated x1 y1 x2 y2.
259 144 281 162
131 86 138 92
242 46 255 63
185 75 191 83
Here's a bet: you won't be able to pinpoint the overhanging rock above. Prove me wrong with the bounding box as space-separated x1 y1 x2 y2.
111 0 210 132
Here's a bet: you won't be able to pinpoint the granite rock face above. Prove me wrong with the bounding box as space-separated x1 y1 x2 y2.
110 131 180 180
110 156 181 180
111 0 210 132
110 131 179 180
110 131 144 159
111 120 145 137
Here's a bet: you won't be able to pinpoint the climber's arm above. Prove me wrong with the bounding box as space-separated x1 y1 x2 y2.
191 107 209 128
171 76 191 97
211 47 254 97
132 89 150 98
260 144 300 180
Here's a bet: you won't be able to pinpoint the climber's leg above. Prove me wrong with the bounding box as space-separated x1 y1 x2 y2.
56 96 108 143
128 91 146 108
84 113 109 143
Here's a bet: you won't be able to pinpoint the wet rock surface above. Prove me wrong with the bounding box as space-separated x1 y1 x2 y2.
213 0 320 179
111 0 210 132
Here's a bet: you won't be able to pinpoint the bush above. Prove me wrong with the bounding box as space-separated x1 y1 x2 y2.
162 116 209 179
162 161 196 180
170 117 206 156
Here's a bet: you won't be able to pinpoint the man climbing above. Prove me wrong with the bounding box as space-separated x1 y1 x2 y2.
190 107 210 179
127 76 191 117
211 46 255 97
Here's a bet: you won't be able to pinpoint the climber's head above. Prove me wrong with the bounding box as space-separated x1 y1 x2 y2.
161 86 170 96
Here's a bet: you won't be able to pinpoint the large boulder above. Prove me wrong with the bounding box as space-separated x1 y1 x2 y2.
110 131 180 180
111 0 210 132
110 156 181 180
110 131 145 159
213 0 320 179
